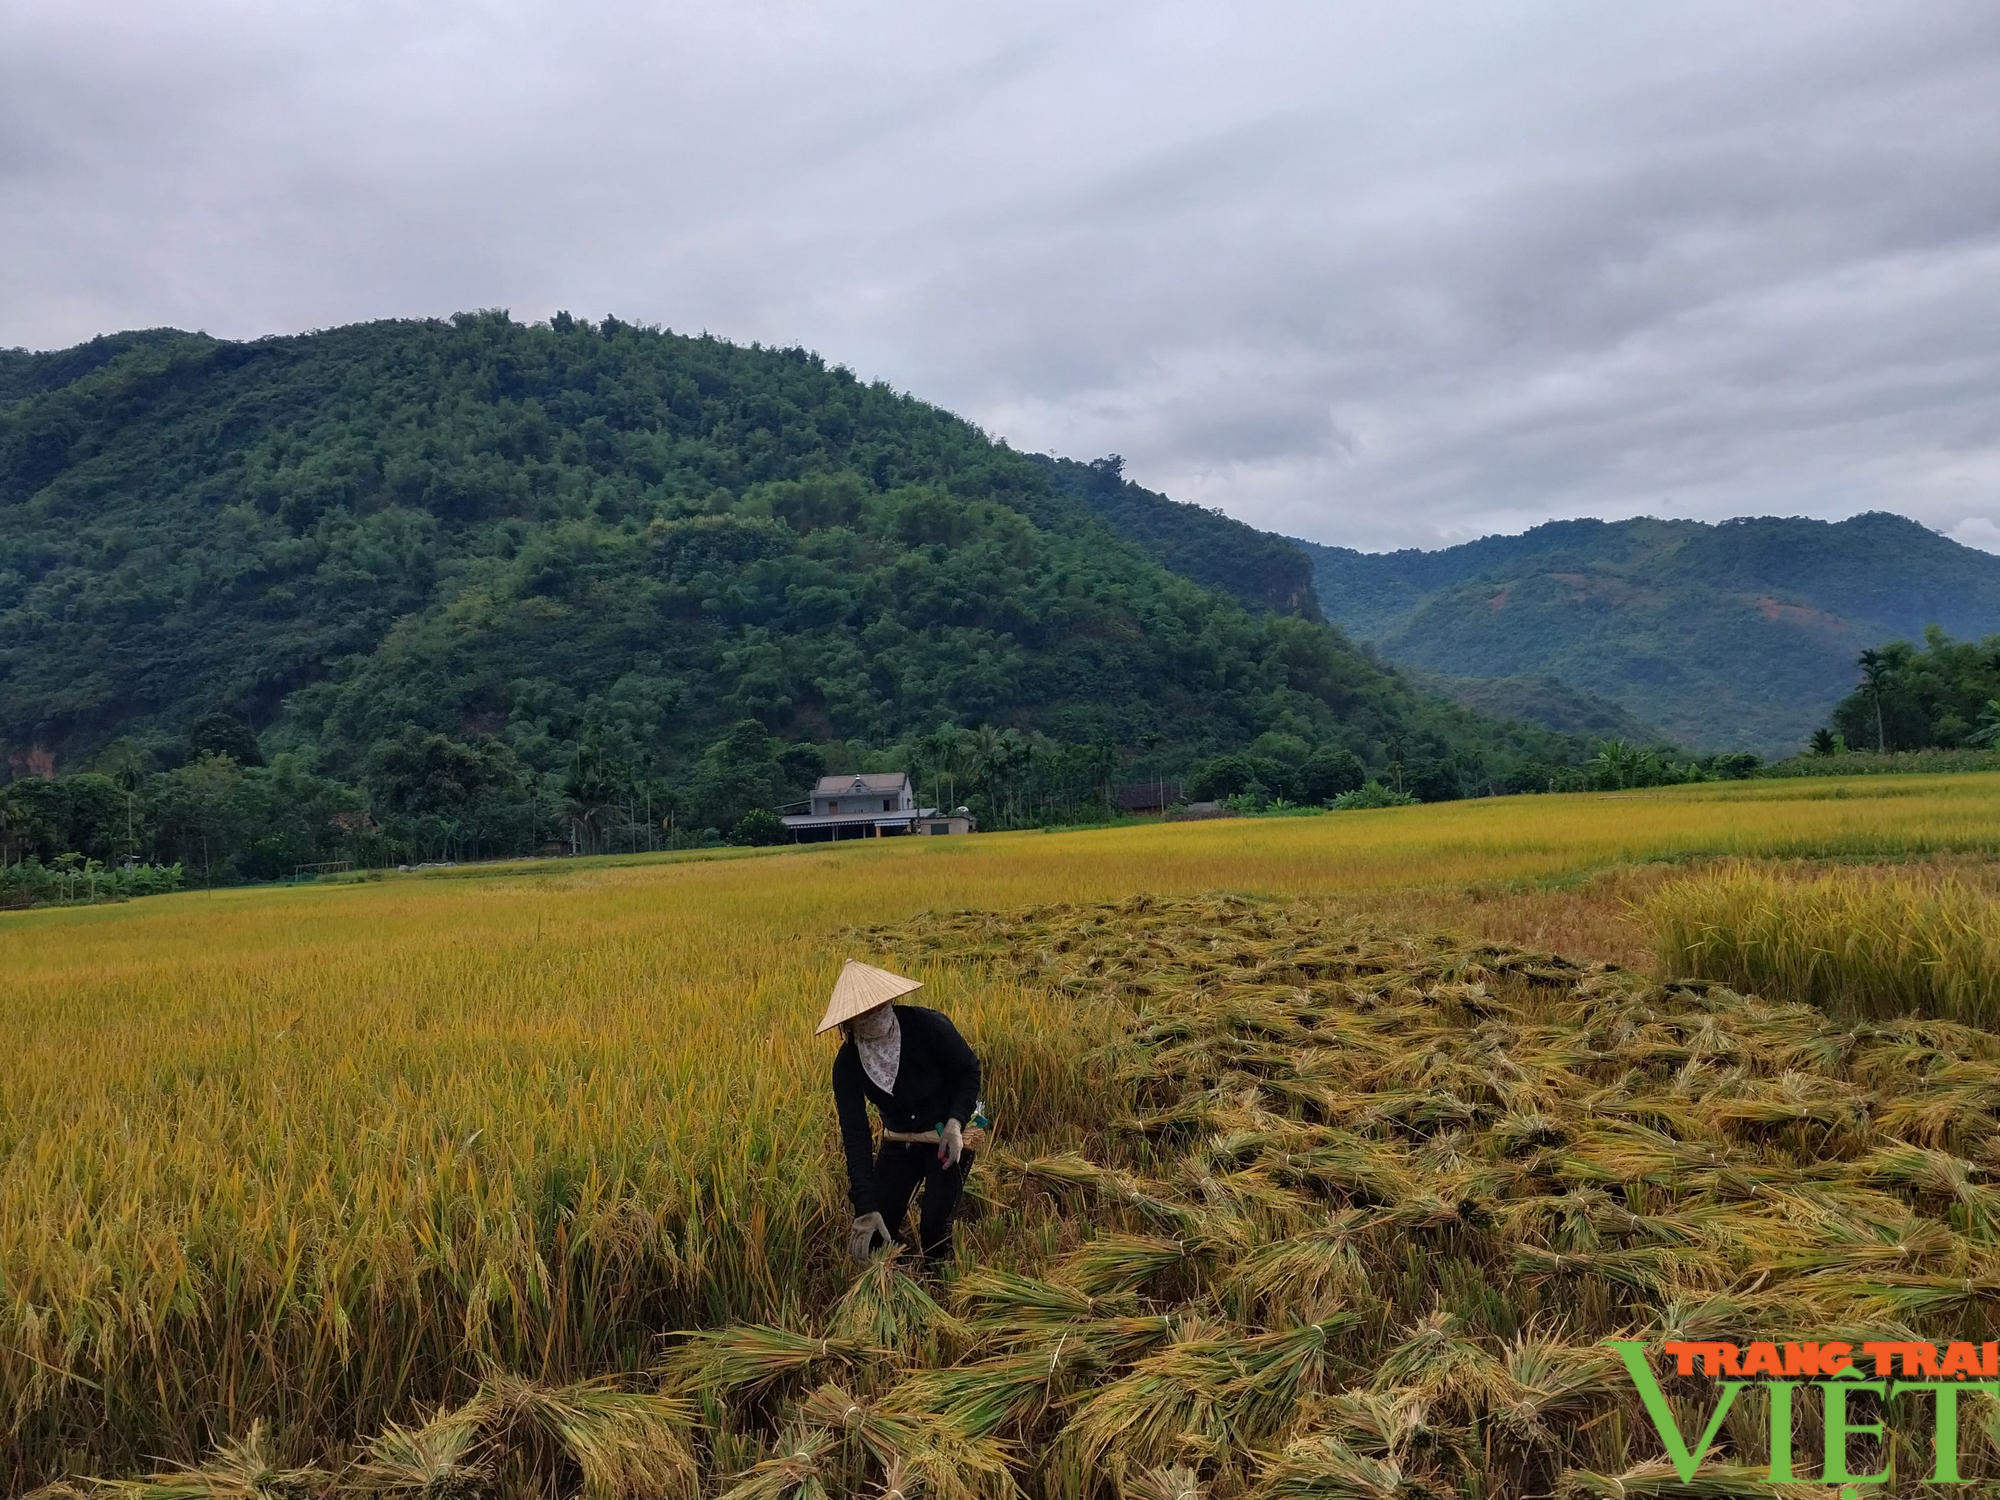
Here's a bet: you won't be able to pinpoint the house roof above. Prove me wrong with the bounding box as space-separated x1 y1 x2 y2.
1112 780 1183 810
813 772 910 795
782 807 936 828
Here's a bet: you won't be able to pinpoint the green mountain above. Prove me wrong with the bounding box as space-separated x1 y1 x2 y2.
1030 453 1322 619
1407 670 1667 743
0 313 1577 817
1294 516 2000 754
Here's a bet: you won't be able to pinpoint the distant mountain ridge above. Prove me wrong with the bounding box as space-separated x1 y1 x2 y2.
1405 670 1668 745
1047 467 2000 754
1294 515 2000 754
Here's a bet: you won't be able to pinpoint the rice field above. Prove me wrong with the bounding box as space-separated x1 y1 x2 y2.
1648 863 2000 1026
4 772 2000 1493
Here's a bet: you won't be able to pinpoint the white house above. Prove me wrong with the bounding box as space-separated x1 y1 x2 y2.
780 773 974 841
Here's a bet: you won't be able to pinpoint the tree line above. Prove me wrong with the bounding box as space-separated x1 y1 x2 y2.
0 713 1175 899
4 702 1765 907
1809 627 2000 756
1180 732 1757 807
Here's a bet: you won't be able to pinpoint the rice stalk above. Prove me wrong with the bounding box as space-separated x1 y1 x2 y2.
827 1254 971 1365
1250 1435 1447 1500
481 1373 697 1500
1555 1460 1823 1499
349 1402 489 1496
670 1326 872 1403
1645 864 2000 1026
795 1384 1020 1500
714 1426 834 1500
86 1424 326 1500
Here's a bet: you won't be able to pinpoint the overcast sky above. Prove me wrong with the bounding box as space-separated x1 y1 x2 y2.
4 2 1998 552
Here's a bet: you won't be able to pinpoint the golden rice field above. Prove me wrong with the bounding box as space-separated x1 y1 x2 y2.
1651 863 2000 1027
5 773 2000 1494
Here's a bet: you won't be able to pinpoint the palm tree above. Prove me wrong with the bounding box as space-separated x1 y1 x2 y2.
1970 699 2000 750
96 741 146 861
1589 740 1658 790
1857 648 1893 752
963 725 1006 815
563 737 620 854
917 726 969 812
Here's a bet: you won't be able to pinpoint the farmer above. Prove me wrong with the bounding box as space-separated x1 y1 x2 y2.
819 959 982 1266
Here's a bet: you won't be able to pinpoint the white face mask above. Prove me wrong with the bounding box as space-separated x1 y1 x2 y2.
851 1005 901 1091
852 1005 896 1040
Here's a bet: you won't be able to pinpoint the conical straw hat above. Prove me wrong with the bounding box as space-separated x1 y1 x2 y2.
816 959 923 1034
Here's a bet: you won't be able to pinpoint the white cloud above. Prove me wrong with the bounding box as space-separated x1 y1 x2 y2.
1951 518 2000 555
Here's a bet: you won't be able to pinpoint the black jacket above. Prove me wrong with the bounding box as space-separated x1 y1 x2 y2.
832 1004 980 1216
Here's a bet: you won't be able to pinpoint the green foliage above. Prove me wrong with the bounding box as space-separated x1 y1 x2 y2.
1328 781 1417 809
0 750 364 885
729 808 785 846
0 854 183 908
904 724 1115 830
368 728 517 818
3 314 1355 772
1970 698 2000 747
187 711 265 767
1824 627 2000 753
1033 453 1322 618
1756 747 2000 778
1299 515 2000 754
695 721 810 834
1296 745 1366 803
0 769 133 862
1583 739 1674 791
0 312 1602 879
1537 741 1757 793
1412 670 1667 742
1188 738 1461 808
1185 753 1274 803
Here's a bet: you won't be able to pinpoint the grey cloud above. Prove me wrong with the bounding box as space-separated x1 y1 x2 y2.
1 0 1996 551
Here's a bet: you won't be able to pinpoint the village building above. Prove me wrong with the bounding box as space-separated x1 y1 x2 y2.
780 772 975 842
1110 779 1183 814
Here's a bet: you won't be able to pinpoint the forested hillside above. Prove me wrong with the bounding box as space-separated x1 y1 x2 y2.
0 313 1587 879
1409 670 1666 743
1031 452 1321 618
1297 515 2000 753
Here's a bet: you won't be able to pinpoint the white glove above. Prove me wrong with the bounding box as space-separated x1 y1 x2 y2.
938 1119 964 1169
848 1212 890 1261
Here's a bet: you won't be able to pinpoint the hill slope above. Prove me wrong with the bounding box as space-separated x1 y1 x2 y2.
1029 452 1321 619
1296 516 2000 753
0 313 1569 801
1408 670 1668 743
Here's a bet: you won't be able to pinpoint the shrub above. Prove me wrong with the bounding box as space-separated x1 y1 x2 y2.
1328 781 1417 810
728 808 785 846
1183 754 1258 802
1295 746 1365 803
0 856 185 909
1757 748 2000 778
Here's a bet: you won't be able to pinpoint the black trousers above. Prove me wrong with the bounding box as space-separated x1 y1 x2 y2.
872 1139 975 1263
